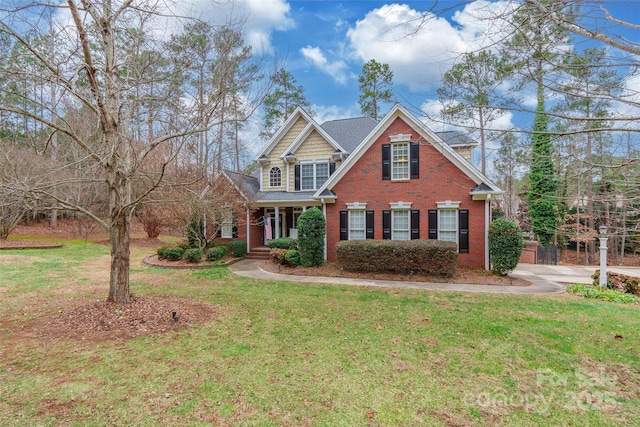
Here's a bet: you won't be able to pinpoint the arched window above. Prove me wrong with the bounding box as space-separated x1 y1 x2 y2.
269 167 282 187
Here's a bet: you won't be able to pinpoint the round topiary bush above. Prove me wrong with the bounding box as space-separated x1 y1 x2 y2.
489 217 525 276
227 240 247 258
206 246 227 262
164 246 185 261
156 245 171 259
283 249 301 266
184 248 203 263
296 207 325 267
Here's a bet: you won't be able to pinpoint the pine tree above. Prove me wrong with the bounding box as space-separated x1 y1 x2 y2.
358 59 393 121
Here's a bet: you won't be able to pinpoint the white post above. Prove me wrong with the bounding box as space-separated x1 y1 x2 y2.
599 225 608 289
274 206 280 239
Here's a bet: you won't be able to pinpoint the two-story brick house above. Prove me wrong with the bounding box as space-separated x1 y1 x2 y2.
222 103 502 269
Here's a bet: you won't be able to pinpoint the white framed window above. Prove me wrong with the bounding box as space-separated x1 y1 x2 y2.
269 167 281 187
391 143 409 180
392 209 410 240
349 210 366 240
301 162 329 190
221 209 233 238
437 205 458 244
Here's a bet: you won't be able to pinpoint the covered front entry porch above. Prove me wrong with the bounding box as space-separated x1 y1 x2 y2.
256 204 321 245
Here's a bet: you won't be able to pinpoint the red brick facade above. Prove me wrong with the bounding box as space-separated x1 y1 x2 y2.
325 117 488 268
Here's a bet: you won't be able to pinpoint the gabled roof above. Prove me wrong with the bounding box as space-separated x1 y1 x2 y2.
320 116 378 153
280 121 345 158
256 107 314 159
315 103 502 198
435 130 477 147
220 169 260 199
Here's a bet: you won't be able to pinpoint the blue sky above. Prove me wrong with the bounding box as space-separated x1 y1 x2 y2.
193 0 521 126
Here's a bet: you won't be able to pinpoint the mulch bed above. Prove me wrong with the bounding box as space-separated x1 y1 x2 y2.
260 260 532 286
21 296 221 343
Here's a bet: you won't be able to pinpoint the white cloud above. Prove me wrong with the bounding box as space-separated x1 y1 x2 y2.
312 103 361 124
149 0 294 53
300 46 349 84
346 1 514 91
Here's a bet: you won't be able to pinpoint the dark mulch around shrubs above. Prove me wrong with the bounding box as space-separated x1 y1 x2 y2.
260 261 531 286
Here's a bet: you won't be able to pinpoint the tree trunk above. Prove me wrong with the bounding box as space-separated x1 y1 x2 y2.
108 211 131 303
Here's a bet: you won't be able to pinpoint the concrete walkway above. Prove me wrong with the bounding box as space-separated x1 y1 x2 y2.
228 260 640 296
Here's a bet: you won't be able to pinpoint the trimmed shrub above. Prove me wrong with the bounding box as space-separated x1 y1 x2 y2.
177 242 192 251
283 249 301 267
156 245 172 259
268 237 297 250
297 207 325 267
184 248 203 263
206 246 227 262
336 239 458 277
270 249 301 267
270 248 288 264
228 240 247 258
488 217 525 276
164 247 184 261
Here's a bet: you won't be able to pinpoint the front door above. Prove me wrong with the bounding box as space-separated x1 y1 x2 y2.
264 209 286 245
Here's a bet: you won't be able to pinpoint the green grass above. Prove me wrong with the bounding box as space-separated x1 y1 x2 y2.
1 240 639 426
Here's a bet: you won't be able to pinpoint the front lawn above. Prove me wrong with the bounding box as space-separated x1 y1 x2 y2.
0 240 638 426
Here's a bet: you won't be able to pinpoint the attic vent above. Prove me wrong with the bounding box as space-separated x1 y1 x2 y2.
389 134 411 143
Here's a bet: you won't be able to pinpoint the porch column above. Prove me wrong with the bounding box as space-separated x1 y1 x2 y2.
246 208 250 253
275 206 280 239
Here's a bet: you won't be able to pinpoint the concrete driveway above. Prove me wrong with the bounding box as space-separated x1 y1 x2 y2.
229 260 640 295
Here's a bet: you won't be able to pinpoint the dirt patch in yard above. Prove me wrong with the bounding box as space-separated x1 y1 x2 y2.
19 296 220 343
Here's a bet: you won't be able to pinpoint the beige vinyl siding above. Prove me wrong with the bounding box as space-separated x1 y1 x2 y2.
453 146 472 163
262 117 308 191
288 130 340 190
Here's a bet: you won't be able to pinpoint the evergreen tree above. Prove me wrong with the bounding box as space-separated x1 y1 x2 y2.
358 59 393 121
527 102 558 245
261 68 312 139
438 50 513 175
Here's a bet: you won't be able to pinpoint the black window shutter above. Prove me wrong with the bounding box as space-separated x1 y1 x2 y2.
428 209 437 240
411 210 420 240
366 210 375 239
339 211 348 240
382 144 391 180
382 210 391 239
410 142 419 179
294 165 301 191
232 212 238 238
459 209 469 253
329 162 336 175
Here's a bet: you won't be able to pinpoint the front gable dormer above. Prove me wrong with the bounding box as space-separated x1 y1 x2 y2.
256 108 347 193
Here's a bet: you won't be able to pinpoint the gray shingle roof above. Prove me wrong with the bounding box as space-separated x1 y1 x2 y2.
254 191 320 202
223 169 260 197
320 116 378 153
435 130 477 146
471 182 499 193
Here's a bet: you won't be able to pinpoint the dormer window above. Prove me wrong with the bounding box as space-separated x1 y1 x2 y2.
294 161 336 191
391 143 409 180
382 137 419 181
269 167 282 187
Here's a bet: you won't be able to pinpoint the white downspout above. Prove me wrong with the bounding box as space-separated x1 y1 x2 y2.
485 195 492 271
246 208 250 254
322 199 327 261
